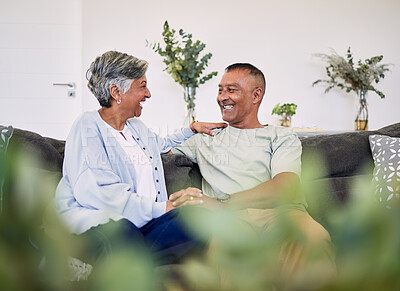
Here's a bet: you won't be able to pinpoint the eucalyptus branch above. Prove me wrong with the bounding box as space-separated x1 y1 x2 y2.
147 21 217 89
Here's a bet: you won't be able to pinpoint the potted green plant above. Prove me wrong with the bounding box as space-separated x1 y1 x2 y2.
147 21 218 124
312 47 391 130
272 103 297 127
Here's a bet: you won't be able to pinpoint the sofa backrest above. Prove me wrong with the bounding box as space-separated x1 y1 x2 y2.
7 128 65 173
300 122 400 179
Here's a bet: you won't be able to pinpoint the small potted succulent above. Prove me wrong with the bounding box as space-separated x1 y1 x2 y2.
272 103 297 127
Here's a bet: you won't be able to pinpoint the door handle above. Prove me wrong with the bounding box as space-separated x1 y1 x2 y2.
53 82 76 89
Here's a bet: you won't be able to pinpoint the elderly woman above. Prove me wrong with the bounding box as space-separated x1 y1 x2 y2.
55 51 226 265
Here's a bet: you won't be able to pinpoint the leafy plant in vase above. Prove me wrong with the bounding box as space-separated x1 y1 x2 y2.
147 21 217 124
272 103 298 127
313 47 391 130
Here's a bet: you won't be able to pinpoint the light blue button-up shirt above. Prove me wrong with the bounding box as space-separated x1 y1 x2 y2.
55 111 194 234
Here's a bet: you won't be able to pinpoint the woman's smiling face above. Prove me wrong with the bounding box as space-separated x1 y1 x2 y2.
119 75 151 118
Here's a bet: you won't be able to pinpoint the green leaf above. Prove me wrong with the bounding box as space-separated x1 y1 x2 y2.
271 103 297 116
147 20 218 100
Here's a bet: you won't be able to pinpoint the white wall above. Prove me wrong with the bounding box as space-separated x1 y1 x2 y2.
0 0 83 139
81 0 400 134
2 0 398 138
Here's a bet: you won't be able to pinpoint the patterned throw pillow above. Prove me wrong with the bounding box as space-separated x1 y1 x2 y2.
0 126 13 152
369 134 400 208
0 125 14 213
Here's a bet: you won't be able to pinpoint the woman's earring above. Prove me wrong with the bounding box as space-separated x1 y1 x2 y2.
117 99 121 105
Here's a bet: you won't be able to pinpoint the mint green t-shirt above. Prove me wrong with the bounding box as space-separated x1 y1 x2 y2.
172 125 307 211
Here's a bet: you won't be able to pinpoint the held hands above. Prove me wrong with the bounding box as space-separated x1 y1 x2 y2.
192 121 227 136
167 187 226 212
168 188 203 211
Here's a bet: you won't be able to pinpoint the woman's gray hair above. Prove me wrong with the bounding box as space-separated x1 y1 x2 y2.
86 51 148 107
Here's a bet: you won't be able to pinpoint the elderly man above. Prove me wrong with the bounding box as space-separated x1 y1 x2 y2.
169 63 336 285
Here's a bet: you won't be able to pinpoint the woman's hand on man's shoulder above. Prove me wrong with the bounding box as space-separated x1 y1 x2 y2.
193 121 227 136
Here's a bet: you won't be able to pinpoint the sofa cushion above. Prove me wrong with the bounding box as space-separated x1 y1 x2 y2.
375 122 400 137
7 128 65 172
300 131 374 179
369 134 400 208
161 154 202 196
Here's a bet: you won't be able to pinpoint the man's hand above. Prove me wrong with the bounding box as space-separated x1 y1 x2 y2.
193 121 227 136
168 187 204 208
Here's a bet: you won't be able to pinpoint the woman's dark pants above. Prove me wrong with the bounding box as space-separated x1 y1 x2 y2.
78 208 204 266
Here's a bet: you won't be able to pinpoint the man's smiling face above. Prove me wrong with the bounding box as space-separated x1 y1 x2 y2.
217 69 259 128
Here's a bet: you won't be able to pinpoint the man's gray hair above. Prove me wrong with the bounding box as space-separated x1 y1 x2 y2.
86 51 149 107
225 63 266 96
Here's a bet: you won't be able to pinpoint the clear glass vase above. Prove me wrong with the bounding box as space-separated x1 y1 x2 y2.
279 114 292 127
354 89 368 130
183 86 196 125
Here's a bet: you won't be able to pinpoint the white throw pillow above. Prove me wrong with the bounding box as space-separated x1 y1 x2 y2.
369 134 400 209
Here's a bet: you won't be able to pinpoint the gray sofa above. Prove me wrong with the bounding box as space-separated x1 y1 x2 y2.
2 122 400 229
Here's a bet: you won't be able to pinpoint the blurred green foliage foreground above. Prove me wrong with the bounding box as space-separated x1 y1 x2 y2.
1 152 399 291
